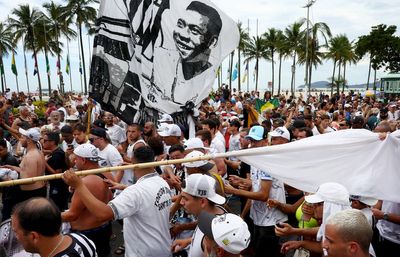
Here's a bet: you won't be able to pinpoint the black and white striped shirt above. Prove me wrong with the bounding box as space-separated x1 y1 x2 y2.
54 233 98 257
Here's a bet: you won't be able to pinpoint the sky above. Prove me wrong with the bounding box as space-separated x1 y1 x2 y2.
1 0 399 94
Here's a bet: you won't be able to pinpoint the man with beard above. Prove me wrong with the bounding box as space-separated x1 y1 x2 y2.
104 112 126 147
143 121 158 141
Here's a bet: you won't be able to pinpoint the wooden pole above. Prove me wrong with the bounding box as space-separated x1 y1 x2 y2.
0 151 248 187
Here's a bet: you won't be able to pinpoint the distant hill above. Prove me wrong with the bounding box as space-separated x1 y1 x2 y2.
297 81 382 90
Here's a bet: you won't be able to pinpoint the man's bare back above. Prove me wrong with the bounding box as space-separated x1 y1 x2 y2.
20 148 46 191
68 175 112 231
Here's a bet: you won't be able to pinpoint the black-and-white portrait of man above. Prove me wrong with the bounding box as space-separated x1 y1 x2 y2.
173 1 222 80
89 0 239 123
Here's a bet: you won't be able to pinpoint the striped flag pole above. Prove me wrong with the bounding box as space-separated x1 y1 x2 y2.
23 45 30 95
78 35 83 93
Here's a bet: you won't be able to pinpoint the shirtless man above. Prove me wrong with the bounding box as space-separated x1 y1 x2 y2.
2 128 46 203
61 143 113 257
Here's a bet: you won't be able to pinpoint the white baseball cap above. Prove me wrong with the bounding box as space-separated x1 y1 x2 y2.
66 114 79 121
182 174 225 205
198 212 250 254
183 150 214 170
73 143 103 162
269 126 290 141
158 113 173 123
349 195 378 206
19 127 41 142
158 124 181 137
305 182 350 205
184 138 209 150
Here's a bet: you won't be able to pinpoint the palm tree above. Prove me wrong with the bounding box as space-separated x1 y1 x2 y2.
262 28 280 94
275 31 290 95
285 20 305 96
299 22 331 94
8 4 43 100
326 34 350 95
0 21 15 93
43 1 77 93
64 0 99 94
33 15 62 95
237 22 250 91
341 40 358 92
242 36 269 91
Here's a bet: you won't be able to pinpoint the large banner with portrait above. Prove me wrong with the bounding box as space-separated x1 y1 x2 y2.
89 0 239 125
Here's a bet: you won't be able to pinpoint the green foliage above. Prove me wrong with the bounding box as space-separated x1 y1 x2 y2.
33 100 47 118
355 24 400 72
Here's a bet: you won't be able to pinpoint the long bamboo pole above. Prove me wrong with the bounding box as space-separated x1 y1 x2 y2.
0 151 245 187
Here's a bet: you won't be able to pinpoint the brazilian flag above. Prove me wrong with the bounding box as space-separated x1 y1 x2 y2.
255 98 280 113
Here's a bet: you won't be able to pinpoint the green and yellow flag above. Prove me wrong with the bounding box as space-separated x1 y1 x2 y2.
255 98 280 113
65 54 70 74
11 52 17 76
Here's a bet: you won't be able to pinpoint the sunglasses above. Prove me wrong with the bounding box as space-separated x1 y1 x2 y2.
89 137 100 143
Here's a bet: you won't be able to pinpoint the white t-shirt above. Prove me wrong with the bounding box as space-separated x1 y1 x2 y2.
312 126 320 136
250 167 288 226
98 144 123 169
61 139 79 152
188 226 204 257
376 201 400 244
215 131 226 147
228 133 240 161
109 172 172 257
210 138 225 154
106 125 127 147
121 139 146 186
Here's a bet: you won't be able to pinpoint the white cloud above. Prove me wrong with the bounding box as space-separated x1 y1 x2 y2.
1 0 399 93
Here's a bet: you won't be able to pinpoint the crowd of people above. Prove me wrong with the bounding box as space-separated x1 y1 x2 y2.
0 87 399 257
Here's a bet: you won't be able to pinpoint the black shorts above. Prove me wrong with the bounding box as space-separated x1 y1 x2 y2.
17 186 47 204
72 222 112 257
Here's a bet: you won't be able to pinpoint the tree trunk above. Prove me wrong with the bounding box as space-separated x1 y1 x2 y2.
278 54 282 95
255 58 259 91
238 49 241 91
54 25 63 94
290 53 296 97
366 58 372 90
308 61 312 95
0 54 5 93
373 68 377 92
331 59 336 96
23 46 30 95
342 61 347 93
337 60 342 95
45 50 52 95
78 23 88 94
271 50 275 95
31 41 43 101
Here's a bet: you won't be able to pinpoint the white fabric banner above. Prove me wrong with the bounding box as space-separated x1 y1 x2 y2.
234 129 400 203
89 0 239 124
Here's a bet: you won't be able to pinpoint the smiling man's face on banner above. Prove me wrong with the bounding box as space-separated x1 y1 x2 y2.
173 10 210 60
